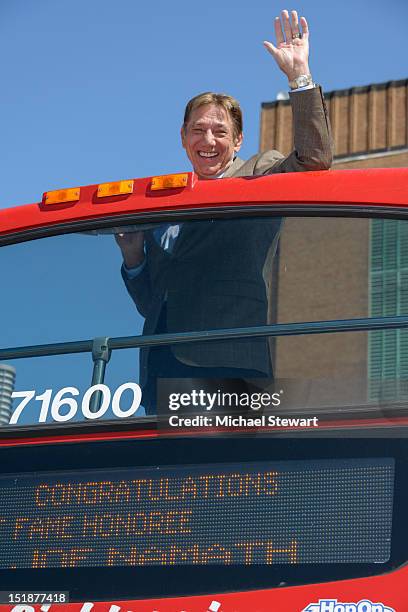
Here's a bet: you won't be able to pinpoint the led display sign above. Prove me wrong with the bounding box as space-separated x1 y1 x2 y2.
0 458 394 568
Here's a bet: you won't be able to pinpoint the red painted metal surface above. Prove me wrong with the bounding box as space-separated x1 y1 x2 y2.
1 168 408 237
0 566 406 611
1 414 407 448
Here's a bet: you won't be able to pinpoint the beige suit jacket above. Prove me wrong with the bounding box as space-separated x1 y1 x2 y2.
223 85 332 178
123 85 333 386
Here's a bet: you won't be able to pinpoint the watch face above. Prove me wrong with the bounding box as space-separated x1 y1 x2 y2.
290 75 312 89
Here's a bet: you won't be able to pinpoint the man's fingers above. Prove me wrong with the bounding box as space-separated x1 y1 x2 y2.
263 40 279 58
300 16 309 37
274 16 284 45
281 9 293 42
276 10 309 42
266 10 309 61
291 10 300 36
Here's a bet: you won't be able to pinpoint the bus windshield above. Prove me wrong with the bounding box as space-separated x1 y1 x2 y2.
1 212 408 426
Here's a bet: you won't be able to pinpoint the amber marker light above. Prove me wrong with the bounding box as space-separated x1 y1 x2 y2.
151 173 190 190
43 187 80 205
97 180 134 198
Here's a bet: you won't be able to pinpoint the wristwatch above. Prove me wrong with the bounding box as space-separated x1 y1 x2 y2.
289 74 314 90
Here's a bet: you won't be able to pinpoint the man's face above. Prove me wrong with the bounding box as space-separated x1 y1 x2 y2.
181 103 243 179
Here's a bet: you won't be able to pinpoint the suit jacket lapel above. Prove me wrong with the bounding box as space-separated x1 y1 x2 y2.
223 156 245 178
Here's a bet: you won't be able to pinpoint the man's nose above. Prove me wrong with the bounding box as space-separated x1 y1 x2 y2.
202 129 216 145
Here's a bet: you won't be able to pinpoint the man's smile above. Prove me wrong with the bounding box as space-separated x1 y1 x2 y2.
198 151 219 158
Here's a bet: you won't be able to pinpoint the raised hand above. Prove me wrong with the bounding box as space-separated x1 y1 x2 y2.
263 10 310 82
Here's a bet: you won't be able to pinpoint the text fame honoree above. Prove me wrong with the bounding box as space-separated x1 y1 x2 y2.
116 10 333 414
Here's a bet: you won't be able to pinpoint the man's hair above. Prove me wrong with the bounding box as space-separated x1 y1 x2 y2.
182 92 243 141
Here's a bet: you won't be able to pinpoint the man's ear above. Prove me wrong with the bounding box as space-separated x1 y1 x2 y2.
234 132 243 152
180 126 186 149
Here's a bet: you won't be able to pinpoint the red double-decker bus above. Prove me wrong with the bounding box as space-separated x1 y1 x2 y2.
0 168 407 611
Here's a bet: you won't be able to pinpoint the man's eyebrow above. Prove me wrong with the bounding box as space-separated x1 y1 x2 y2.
191 120 229 128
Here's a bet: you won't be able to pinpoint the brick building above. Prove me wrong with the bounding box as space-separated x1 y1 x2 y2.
260 79 408 168
260 79 408 408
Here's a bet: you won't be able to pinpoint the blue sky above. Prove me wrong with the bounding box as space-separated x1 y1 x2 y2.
1 0 407 210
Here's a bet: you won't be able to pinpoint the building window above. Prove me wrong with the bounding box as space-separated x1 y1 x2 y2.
369 219 408 399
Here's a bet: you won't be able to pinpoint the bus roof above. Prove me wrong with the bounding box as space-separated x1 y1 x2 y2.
1 167 408 237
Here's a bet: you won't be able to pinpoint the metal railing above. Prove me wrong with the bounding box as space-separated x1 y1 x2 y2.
2 314 408 383
2 314 408 421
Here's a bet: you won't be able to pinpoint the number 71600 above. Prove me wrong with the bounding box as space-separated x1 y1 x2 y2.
10 383 142 424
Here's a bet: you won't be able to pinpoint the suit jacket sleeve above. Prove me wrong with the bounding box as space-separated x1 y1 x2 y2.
121 262 153 319
228 86 333 177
